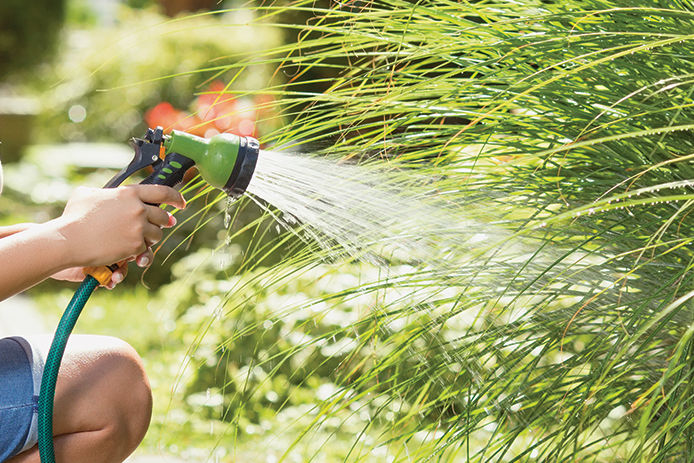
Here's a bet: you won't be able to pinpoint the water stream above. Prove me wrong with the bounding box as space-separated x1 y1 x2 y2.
246 149 508 268
243 149 614 333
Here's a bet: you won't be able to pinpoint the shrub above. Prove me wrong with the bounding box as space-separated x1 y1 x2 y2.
166 1 694 461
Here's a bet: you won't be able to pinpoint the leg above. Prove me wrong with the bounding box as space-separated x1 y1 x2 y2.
7 335 152 463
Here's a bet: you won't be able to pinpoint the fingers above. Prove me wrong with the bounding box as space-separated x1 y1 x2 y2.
106 261 129 290
143 200 178 249
141 190 178 249
104 248 152 290
145 205 177 228
143 223 163 248
136 248 154 268
129 184 186 209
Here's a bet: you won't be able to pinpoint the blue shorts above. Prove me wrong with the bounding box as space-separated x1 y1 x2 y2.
0 337 44 461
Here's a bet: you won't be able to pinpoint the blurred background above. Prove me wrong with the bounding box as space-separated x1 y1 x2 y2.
0 0 281 193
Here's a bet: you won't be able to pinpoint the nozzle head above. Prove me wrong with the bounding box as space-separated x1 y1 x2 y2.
165 130 259 197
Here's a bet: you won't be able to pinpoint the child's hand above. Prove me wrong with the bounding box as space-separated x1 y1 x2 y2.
50 262 127 288
51 248 153 289
0 221 158 289
55 185 186 268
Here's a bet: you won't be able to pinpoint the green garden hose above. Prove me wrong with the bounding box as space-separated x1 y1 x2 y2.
37 275 99 463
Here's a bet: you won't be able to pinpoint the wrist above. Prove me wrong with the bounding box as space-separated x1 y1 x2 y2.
40 218 83 270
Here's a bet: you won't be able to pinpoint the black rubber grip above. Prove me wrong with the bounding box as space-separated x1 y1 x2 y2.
141 153 195 188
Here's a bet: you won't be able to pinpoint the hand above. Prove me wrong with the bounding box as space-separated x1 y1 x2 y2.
51 247 154 289
0 222 151 289
55 185 185 268
51 262 127 289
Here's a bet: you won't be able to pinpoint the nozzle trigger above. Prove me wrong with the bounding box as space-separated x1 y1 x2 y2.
104 127 165 188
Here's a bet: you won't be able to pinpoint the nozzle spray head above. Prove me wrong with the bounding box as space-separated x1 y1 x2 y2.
164 130 259 197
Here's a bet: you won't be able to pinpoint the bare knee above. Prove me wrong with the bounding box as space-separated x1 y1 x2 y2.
33 334 153 461
98 339 153 456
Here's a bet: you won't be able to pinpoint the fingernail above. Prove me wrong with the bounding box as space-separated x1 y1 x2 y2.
168 214 177 227
111 272 124 284
138 256 151 267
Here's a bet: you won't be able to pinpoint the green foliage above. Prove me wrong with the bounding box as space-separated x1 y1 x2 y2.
65 0 99 27
0 0 65 78
154 0 694 461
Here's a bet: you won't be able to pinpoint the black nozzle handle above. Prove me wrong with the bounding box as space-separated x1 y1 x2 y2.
140 152 195 188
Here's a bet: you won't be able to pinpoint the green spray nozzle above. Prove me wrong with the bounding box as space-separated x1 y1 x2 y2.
104 127 260 198
164 129 260 197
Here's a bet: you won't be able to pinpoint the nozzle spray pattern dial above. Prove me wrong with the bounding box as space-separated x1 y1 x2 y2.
224 135 260 197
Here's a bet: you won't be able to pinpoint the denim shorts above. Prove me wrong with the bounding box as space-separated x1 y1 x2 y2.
0 337 44 461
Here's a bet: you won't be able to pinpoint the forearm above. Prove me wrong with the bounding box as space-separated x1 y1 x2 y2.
0 220 75 301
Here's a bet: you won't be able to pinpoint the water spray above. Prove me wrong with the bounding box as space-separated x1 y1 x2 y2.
37 127 259 463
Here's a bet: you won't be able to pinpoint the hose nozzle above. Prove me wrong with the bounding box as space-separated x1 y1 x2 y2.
164 130 259 197
106 127 259 198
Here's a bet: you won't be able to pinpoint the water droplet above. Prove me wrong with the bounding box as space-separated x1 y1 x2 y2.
283 212 298 225
217 253 230 270
224 196 234 228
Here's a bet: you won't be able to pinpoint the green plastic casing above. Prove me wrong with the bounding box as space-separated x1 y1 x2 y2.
164 130 240 190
